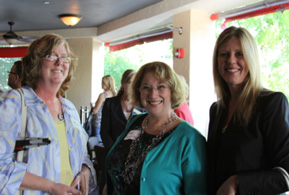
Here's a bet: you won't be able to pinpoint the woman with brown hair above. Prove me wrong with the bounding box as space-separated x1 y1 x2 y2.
99 69 145 194
0 34 96 195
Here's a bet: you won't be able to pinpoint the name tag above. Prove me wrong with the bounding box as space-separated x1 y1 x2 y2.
124 130 141 140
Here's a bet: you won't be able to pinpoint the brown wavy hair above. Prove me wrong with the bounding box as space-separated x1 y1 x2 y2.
116 69 135 97
21 34 77 97
130 61 186 109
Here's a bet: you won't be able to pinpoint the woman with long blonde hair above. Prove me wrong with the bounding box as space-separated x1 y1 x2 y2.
207 26 289 194
92 75 117 141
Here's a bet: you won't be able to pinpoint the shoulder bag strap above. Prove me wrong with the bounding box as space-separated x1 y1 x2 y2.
16 89 27 162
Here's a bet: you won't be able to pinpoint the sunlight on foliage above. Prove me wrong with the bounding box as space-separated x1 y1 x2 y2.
104 39 173 89
215 10 289 99
0 58 21 91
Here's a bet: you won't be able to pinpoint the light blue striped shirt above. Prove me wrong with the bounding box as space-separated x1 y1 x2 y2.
0 86 96 195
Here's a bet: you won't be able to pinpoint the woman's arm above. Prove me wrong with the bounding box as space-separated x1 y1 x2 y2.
92 93 105 114
21 172 81 195
100 99 114 149
183 129 207 195
70 165 91 195
0 90 27 194
237 92 289 194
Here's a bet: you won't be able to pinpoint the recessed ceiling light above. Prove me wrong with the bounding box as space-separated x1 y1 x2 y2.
43 1 50 5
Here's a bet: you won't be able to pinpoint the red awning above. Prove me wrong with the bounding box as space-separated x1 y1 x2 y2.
106 30 173 52
211 1 289 29
0 47 28 58
222 3 289 28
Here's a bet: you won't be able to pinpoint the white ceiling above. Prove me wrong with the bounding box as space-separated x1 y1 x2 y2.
0 0 268 45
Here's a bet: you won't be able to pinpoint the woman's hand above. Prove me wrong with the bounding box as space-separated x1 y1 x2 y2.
102 184 107 195
50 183 82 195
70 165 91 195
20 171 81 195
217 175 238 195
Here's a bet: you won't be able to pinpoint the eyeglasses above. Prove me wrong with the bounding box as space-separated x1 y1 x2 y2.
45 55 71 63
139 84 168 94
7 71 17 75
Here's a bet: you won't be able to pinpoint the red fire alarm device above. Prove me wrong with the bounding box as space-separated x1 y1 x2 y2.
175 48 184 58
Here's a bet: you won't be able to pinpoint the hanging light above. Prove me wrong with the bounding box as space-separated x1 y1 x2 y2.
58 14 82 26
4 38 17 45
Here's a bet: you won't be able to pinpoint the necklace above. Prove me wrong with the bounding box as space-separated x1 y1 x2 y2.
121 112 177 184
58 113 64 121
222 124 228 134
123 99 131 111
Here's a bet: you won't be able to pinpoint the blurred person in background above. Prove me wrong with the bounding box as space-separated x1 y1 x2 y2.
91 75 117 142
8 60 22 89
99 69 145 194
174 75 194 126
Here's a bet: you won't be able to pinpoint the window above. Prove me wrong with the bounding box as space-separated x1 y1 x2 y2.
0 58 21 92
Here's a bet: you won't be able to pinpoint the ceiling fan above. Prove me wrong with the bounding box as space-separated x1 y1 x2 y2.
1 21 37 45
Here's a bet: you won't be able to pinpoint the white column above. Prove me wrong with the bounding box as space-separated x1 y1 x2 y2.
173 10 216 138
67 38 104 115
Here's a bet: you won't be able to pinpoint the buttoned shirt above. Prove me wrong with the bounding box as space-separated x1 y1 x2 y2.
0 86 96 195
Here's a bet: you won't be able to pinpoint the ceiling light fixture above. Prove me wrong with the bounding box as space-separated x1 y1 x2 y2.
58 14 82 26
4 38 17 45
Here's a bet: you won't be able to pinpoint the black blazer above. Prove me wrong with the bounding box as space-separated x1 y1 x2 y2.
207 91 289 195
100 95 144 151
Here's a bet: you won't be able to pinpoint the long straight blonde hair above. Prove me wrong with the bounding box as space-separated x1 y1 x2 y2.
213 26 262 125
102 75 117 96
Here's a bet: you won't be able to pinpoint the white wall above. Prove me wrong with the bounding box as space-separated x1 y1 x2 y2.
67 38 104 115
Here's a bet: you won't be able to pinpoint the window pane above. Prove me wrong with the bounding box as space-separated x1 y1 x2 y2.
0 58 21 92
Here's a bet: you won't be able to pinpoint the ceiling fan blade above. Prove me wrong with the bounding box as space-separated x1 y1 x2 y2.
18 36 38 43
3 31 19 39
2 21 37 45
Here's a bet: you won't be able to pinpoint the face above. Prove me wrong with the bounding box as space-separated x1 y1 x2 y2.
218 37 249 91
39 44 70 88
139 71 172 117
102 81 108 90
122 79 131 96
8 64 19 89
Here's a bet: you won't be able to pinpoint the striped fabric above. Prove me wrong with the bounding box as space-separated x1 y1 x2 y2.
0 86 96 195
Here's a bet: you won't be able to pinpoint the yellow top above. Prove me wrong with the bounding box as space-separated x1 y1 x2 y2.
55 120 74 185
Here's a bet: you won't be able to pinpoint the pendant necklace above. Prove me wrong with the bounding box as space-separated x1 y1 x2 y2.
121 112 177 184
124 99 131 111
222 124 228 134
58 113 64 121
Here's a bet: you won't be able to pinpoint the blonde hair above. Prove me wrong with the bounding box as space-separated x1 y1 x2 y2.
102 75 117 96
130 61 186 109
22 34 77 97
179 75 189 102
213 26 262 124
